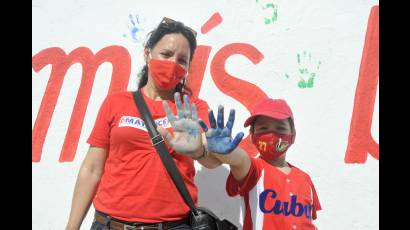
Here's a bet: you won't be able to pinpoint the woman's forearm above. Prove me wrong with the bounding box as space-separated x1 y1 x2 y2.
65 166 103 230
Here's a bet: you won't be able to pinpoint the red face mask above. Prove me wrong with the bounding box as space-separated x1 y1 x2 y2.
148 59 187 90
251 131 294 161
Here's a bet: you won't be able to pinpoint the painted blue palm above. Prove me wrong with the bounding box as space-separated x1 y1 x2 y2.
199 105 244 155
159 92 203 156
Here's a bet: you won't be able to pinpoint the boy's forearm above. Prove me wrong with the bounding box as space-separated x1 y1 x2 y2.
210 147 246 166
211 147 251 182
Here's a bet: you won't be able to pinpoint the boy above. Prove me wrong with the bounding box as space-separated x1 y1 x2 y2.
201 98 322 230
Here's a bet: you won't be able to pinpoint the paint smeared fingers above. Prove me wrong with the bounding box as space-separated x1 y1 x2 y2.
226 109 235 130
198 120 208 132
208 109 217 129
183 94 191 118
162 101 176 126
191 104 198 121
229 132 245 152
217 105 224 129
174 92 184 119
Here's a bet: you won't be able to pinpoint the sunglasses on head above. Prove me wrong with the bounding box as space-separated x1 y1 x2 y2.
160 17 197 37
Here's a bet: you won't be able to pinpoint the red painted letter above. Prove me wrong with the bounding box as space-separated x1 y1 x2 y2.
211 43 266 157
345 6 379 163
186 45 212 98
32 46 131 162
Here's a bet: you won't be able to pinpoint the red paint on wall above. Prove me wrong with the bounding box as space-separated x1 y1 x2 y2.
344 6 379 163
186 45 212 98
32 10 379 164
210 43 266 157
32 46 131 162
201 12 223 34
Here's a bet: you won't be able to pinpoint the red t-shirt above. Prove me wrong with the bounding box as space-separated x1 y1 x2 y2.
87 90 210 222
226 157 322 230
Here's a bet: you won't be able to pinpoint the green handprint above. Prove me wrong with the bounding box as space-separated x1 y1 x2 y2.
296 51 322 89
256 0 278 25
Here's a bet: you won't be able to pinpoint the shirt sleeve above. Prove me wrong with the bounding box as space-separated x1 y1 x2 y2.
310 178 322 220
87 95 112 149
226 157 262 196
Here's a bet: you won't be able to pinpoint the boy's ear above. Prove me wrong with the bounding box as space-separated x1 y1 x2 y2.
291 132 296 144
289 118 296 143
250 128 255 144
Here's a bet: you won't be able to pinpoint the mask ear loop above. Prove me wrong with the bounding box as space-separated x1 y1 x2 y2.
180 65 189 93
181 78 186 94
250 130 256 145
146 49 153 67
276 138 284 152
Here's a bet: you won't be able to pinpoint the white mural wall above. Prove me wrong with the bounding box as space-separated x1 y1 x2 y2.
32 0 379 229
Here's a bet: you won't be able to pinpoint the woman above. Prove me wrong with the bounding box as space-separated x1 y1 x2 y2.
65 17 221 230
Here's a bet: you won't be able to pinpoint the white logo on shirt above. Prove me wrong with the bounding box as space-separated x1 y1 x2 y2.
118 116 171 131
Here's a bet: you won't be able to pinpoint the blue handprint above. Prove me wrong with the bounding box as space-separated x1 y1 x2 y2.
126 14 145 43
129 14 140 41
199 105 244 155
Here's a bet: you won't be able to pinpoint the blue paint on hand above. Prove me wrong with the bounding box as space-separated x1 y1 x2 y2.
199 106 244 155
160 92 202 155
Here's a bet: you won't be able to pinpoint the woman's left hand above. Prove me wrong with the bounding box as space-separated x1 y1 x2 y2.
157 92 203 157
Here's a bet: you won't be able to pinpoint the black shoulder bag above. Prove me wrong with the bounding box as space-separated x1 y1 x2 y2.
132 90 237 230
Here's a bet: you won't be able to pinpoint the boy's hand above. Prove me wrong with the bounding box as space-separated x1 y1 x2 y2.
199 105 244 155
157 92 203 156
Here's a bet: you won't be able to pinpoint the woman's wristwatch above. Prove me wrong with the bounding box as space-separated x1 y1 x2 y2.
192 146 209 160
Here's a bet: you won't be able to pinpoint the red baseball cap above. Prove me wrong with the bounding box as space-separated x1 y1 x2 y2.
244 98 294 127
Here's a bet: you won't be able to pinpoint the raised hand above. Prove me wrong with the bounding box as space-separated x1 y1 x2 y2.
157 92 203 156
199 105 244 155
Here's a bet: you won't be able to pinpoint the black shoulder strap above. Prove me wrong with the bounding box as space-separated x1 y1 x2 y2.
132 90 197 213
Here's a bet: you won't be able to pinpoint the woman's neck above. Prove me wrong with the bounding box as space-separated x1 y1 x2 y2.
142 80 174 101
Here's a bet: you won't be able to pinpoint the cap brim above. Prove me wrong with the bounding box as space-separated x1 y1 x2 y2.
243 112 291 127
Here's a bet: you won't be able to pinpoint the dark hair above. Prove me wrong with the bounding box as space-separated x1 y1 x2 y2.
137 18 197 95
